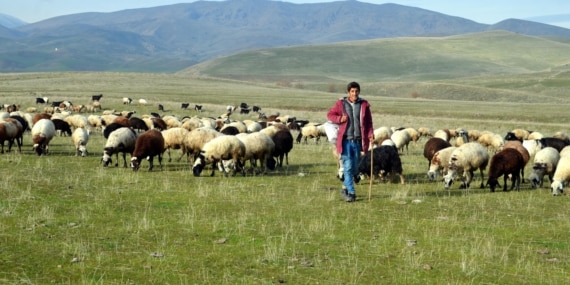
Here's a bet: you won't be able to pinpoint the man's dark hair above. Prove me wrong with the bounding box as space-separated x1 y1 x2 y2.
346 81 360 92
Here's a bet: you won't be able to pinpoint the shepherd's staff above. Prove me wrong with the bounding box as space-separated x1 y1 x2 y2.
368 142 374 202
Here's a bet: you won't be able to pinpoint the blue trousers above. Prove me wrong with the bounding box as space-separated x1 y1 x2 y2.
341 140 361 194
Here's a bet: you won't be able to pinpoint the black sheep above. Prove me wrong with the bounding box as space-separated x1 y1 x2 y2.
539 137 570 152
271 130 294 167
358 145 405 184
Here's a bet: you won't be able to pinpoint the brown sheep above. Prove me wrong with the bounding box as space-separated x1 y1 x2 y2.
502 140 530 182
130 129 165 171
486 148 525 192
423 137 452 171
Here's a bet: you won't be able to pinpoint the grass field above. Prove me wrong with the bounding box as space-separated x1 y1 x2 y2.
1 72 570 284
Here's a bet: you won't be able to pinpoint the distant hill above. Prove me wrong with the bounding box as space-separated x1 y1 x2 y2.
1 0 569 73
0 13 27 28
180 30 570 82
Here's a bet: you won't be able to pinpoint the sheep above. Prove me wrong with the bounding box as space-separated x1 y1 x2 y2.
130 129 165 171
36 97 49 104
373 126 393 146
358 145 405 184
427 146 457 181
551 154 570 196
51 118 72 136
103 123 128 139
433 129 451 142
91 94 103 102
527 131 544 140
417 127 432 139
296 124 326 144
391 129 411 154
486 148 525 192
181 103 190 110
87 115 104 132
138 99 148 106
243 119 262 133
522 139 543 158
552 131 570 144
529 147 560 188
123 97 133 105
194 105 203 112
101 127 137 168
161 127 189 162
182 127 223 163
443 142 490 189
235 132 276 175
180 116 203 131
192 135 246 177
507 129 530 141
477 132 504 153
221 121 247 134
0 119 22 153
423 137 452 171
560 146 570 157
539 137 570 152
453 129 469 147
161 115 181 129
260 123 289 139
31 119 56 156
271 129 294 168
32 113 52 125
64 114 90 131
111 116 131 128
129 117 149 133
72 127 89 157
502 140 531 182
404 127 420 143
467 129 482 142
220 125 240 135
158 104 165 112
92 101 102 112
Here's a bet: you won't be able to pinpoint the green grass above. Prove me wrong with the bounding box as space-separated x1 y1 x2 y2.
1 72 570 284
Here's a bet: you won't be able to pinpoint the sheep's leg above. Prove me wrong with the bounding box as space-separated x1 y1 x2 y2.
158 153 163 170
148 156 154 171
210 160 218 177
478 168 485 188
503 174 508 192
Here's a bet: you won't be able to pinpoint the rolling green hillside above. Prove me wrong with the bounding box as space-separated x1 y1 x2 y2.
179 31 570 102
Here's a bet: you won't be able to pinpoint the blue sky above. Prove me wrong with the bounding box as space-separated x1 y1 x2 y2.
2 0 570 28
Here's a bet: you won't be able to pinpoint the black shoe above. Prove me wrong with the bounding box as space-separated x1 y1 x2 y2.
345 193 356 202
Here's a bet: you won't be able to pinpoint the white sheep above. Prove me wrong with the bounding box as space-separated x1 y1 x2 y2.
181 117 204 131
522 139 543 158
260 123 289 138
221 121 247 134
31 119 56 155
122 97 133 105
162 115 181 129
550 154 570 196
404 127 420 143
527 131 544 140
391 129 411 154
161 127 189 162
101 127 137 168
71 127 89 157
427 146 457 181
373 126 393 145
182 127 223 162
87 115 104 132
560 146 570 157
443 142 490 189
433 129 450 142
192 135 246 177
64 114 90 132
138 99 148 106
296 124 326 144
417 127 432 139
243 119 262 133
235 132 276 175
529 147 560 188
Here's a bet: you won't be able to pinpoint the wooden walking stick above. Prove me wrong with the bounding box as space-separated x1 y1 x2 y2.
368 144 374 202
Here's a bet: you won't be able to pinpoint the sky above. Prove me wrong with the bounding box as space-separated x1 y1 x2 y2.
2 0 570 28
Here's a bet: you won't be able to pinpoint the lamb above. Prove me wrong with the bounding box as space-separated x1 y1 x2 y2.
443 142 490 189
427 146 457 181
31 119 56 156
358 145 405 184
192 135 246 177
101 127 137 168
161 127 189 162
235 131 276 174
551 150 570 195
529 147 560 188
390 129 411 154
423 137 452 170
486 148 525 192
271 129 294 167
71 127 89 157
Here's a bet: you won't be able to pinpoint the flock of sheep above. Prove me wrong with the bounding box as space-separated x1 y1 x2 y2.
3 96 570 196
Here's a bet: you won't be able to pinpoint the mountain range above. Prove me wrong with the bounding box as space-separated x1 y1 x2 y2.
1 0 569 73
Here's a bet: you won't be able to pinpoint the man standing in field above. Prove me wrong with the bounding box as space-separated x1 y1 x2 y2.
327 81 374 202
